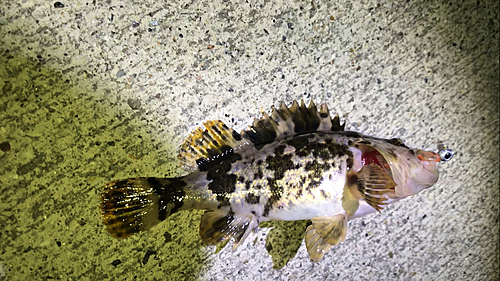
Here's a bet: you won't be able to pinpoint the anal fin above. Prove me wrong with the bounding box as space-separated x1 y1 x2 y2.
199 210 258 249
350 163 397 212
305 213 348 262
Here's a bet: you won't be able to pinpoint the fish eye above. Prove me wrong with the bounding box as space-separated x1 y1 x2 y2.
438 149 454 162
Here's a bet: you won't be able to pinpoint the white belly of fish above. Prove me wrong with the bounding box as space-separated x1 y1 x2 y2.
264 177 346 221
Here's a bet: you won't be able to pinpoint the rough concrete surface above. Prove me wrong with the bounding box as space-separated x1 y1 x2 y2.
0 0 498 280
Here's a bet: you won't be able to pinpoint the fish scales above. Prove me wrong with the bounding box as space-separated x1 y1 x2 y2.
226 132 353 221
100 100 454 262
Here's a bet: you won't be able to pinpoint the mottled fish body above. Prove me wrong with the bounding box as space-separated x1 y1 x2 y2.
101 100 453 262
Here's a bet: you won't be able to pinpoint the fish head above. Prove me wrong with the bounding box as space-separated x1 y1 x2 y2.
356 139 452 199
398 149 440 197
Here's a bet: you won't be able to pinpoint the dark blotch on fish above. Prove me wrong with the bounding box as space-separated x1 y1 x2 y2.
263 177 283 216
148 178 187 220
304 160 331 190
199 145 242 206
304 160 331 176
266 145 300 180
287 134 350 161
245 193 260 204
387 138 409 149
254 168 264 179
232 131 242 141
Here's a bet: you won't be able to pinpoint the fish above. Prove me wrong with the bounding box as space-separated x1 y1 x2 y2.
100 100 454 262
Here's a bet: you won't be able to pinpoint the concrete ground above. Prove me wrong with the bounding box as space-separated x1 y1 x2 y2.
0 0 498 280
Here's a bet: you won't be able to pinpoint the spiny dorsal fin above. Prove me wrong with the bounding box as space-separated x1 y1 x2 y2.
178 120 249 171
242 100 344 146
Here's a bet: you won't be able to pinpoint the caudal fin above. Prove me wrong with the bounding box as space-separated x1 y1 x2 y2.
100 177 187 238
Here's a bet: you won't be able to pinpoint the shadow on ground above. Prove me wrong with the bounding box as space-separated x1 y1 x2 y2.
0 50 209 280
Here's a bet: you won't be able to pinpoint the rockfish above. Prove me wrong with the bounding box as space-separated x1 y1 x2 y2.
100 100 453 262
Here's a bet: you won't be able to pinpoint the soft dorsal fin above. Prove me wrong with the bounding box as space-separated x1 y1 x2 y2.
242 100 344 146
178 100 344 171
178 120 249 171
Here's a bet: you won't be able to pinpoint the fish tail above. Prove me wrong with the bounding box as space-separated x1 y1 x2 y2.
100 177 190 238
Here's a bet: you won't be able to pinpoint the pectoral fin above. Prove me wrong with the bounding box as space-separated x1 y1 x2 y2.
199 210 258 249
305 213 347 262
349 163 397 212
